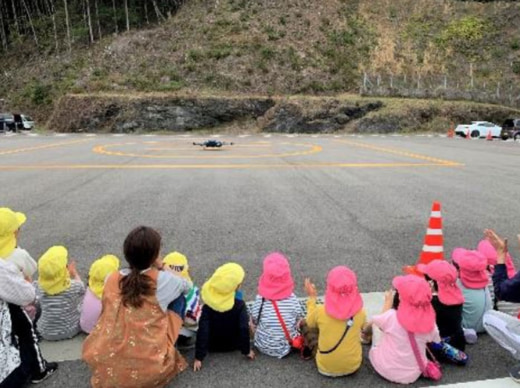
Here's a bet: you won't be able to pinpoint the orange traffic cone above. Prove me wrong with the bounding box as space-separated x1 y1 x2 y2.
447 123 455 138
403 201 444 275
486 130 493 141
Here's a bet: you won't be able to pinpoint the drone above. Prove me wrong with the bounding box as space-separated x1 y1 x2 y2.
193 140 234 148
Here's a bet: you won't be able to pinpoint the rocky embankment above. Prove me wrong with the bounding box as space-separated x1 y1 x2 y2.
47 93 520 134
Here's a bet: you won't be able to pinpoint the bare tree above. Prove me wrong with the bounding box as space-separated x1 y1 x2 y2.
94 0 102 39
85 0 94 43
10 0 20 36
124 0 129 32
112 0 118 34
63 0 72 52
48 0 59 52
21 0 39 47
0 2 8 51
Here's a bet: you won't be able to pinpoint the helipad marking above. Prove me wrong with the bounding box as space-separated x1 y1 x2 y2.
92 142 322 159
0 139 91 156
0 162 463 171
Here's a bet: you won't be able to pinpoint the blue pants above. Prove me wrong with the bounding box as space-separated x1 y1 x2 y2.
168 295 186 318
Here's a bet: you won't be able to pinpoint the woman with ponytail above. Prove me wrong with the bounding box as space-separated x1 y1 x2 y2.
83 226 191 388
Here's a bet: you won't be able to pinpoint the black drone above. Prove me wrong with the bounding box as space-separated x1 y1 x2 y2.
193 140 234 148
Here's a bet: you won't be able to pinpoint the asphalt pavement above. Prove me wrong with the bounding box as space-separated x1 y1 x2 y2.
1 131 520 387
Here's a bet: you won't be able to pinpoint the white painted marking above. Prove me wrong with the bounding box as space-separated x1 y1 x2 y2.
143 134 156 137
371 134 380 137
112 134 125 137
311 134 319 138
213 134 222 138
26 133 39 137
391 134 402 137
239 134 251 138
333 135 341 138
264 134 272 138
85 134 97 137
428 378 518 388
54 133 67 137
427 134 434 138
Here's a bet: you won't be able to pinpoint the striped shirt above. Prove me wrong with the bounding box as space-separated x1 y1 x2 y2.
251 293 303 358
35 280 85 341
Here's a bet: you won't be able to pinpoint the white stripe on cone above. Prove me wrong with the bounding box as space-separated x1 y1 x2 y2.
422 245 444 253
426 228 443 235
430 211 441 217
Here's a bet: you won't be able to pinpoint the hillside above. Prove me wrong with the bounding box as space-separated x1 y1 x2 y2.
2 0 520 126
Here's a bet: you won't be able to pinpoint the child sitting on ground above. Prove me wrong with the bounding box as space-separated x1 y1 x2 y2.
368 275 440 385
478 238 520 317
418 260 468 364
194 263 254 371
83 226 191 388
35 246 86 340
0 208 37 279
80 255 120 334
452 248 492 341
304 266 366 377
0 207 39 320
163 251 201 347
251 252 304 358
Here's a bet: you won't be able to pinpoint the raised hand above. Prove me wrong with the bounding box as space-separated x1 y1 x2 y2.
304 278 317 298
484 229 508 264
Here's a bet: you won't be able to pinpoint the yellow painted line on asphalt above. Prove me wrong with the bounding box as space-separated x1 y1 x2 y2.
0 139 92 156
92 142 322 159
0 162 464 170
146 145 271 151
335 139 462 166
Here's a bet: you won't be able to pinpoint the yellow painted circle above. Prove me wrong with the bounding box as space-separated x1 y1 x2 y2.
92 141 323 159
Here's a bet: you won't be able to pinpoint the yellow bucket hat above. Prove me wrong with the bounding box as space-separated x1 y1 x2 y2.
0 207 27 258
88 255 120 299
201 263 245 312
163 251 191 281
38 246 71 295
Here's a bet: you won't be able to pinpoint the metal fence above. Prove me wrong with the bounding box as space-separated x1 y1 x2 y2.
360 70 520 108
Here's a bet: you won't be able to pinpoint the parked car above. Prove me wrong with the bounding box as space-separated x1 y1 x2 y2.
455 121 502 138
0 113 34 132
18 114 34 130
0 113 15 131
501 118 520 141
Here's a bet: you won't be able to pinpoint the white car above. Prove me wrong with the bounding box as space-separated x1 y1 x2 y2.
455 121 502 138
20 114 35 130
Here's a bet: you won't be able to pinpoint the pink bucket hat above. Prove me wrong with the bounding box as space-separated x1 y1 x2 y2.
324 266 363 320
392 275 435 334
417 260 464 305
477 239 516 278
258 252 294 300
452 248 488 289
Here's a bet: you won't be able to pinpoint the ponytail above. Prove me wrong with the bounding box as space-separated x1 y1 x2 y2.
119 268 155 308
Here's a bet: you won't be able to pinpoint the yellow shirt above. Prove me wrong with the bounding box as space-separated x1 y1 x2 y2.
306 298 366 376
